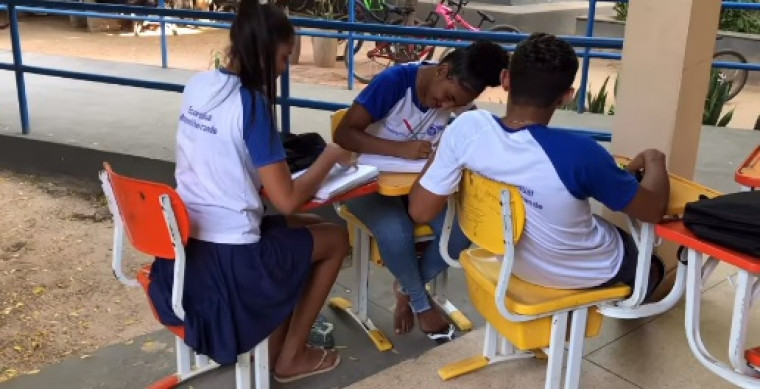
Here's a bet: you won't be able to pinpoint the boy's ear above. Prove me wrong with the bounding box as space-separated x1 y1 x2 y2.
559 87 575 106
500 69 510 91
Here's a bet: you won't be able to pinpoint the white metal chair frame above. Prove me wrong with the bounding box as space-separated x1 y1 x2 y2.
332 201 469 351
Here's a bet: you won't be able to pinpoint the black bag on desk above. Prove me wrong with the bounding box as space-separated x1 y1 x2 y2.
281 132 327 173
683 191 760 256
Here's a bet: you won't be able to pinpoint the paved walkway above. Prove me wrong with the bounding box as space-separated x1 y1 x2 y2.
1 52 759 388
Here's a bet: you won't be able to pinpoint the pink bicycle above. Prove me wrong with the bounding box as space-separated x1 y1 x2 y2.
426 0 520 61
347 0 519 84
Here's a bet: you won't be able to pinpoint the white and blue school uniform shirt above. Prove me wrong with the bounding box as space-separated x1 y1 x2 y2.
419 109 640 288
175 70 285 244
155 70 314 366
355 62 469 146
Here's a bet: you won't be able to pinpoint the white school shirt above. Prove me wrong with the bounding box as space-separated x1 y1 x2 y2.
419 109 641 288
175 70 286 244
354 62 468 146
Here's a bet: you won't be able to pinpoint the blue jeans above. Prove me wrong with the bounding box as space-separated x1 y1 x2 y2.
345 193 471 313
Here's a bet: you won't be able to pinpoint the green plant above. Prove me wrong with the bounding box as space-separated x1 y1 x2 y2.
560 89 582 111
719 0 760 34
704 69 735 127
586 76 611 114
561 74 618 114
613 2 628 21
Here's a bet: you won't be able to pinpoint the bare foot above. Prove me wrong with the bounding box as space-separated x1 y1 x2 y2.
274 345 340 382
417 307 450 334
393 280 414 334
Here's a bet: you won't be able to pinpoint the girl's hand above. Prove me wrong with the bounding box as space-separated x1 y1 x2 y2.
397 140 433 160
323 143 356 167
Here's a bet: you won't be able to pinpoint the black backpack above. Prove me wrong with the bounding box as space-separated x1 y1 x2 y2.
683 191 760 256
281 132 327 173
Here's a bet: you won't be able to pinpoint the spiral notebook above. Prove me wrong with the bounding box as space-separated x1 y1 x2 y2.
357 154 427 173
293 164 379 201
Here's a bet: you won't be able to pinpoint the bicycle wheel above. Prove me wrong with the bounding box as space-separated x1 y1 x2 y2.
345 36 394 84
346 18 435 84
288 0 310 14
713 49 748 101
438 24 520 61
490 24 520 34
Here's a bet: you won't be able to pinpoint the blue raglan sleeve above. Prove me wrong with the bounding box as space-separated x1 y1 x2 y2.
572 139 640 211
532 131 639 211
354 66 407 122
241 87 286 168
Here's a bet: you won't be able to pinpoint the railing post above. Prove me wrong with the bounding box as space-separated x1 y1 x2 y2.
577 0 597 113
8 2 30 134
280 65 291 134
159 0 168 68
347 0 355 90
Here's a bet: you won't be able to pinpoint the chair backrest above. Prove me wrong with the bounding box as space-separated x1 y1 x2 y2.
102 163 190 259
614 155 721 216
456 169 526 255
666 174 721 216
331 109 348 141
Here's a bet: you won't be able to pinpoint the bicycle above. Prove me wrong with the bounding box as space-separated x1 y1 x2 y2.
345 0 519 84
713 37 748 101
344 1 435 83
428 0 519 61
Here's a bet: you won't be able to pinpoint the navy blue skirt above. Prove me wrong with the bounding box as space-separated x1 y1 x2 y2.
148 215 314 365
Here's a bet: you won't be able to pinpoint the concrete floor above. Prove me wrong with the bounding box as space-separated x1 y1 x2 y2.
1 52 760 388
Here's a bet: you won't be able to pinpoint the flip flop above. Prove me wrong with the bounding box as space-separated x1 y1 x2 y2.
426 324 456 344
273 348 341 384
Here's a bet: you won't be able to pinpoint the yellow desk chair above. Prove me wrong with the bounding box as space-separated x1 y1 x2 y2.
326 109 472 352
437 169 632 388
596 157 722 319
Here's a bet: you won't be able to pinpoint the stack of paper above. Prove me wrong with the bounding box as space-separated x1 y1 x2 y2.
293 164 379 201
357 154 427 173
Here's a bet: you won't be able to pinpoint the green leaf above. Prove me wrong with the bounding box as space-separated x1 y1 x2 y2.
718 109 735 127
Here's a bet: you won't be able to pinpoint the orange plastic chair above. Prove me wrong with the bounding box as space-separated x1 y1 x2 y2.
99 163 270 389
747 347 760 370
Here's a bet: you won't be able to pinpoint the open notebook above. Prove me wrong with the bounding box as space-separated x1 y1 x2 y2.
357 154 427 173
293 164 379 201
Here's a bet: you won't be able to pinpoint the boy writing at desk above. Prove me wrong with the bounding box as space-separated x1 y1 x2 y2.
409 33 669 299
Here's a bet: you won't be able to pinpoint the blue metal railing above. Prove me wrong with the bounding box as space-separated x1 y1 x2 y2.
1 0 760 138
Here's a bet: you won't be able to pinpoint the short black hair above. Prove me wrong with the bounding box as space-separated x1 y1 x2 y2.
509 33 578 108
440 40 510 94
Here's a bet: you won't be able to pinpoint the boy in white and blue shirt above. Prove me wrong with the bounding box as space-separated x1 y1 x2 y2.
335 41 510 336
409 33 670 297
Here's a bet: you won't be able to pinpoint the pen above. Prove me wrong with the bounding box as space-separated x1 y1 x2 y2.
403 119 418 140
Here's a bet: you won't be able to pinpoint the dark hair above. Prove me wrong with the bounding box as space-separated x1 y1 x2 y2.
228 1 294 127
440 40 510 94
509 33 578 108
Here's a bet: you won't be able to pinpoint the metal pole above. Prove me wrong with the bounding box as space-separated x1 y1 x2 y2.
8 4 30 134
577 0 596 113
159 0 168 68
347 0 355 90
280 65 291 134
